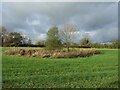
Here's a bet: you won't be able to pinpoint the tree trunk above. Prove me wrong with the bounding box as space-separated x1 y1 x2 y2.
66 42 70 52
67 46 69 52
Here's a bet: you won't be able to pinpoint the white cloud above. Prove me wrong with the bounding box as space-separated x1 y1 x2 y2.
37 33 46 40
26 19 40 26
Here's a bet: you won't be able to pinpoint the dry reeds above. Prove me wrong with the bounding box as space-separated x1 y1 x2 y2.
4 49 100 58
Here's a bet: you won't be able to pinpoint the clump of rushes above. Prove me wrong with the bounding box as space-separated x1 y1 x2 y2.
4 49 100 58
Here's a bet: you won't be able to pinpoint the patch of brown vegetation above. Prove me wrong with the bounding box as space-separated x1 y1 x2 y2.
4 49 100 58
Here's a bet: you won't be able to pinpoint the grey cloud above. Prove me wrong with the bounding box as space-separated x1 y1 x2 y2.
91 27 118 43
69 3 117 31
1 2 118 43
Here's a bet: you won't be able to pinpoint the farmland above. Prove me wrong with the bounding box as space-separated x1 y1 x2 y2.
1 47 118 88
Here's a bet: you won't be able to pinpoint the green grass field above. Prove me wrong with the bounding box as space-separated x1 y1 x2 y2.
2 47 118 88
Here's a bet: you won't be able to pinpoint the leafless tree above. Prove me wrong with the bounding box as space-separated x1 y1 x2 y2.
59 23 79 51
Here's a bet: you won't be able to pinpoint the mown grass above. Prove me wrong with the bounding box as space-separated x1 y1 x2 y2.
2 47 118 88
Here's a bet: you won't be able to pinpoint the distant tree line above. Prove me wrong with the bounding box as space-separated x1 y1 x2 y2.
0 25 119 49
68 43 119 49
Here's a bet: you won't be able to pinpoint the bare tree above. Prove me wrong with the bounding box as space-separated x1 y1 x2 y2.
59 23 79 51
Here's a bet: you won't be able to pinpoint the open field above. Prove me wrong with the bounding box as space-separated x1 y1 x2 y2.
2 47 118 88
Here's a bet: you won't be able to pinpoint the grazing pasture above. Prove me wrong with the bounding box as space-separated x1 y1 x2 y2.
2 47 118 88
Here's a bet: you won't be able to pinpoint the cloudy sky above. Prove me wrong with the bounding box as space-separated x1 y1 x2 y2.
1 2 118 43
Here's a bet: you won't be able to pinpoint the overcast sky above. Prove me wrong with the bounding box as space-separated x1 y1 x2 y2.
1 2 118 43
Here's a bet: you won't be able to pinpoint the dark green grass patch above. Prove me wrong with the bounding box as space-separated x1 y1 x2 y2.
2 47 118 88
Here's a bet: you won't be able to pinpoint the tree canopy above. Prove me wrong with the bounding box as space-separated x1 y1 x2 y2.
3 32 23 47
45 26 62 50
80 33 90 45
